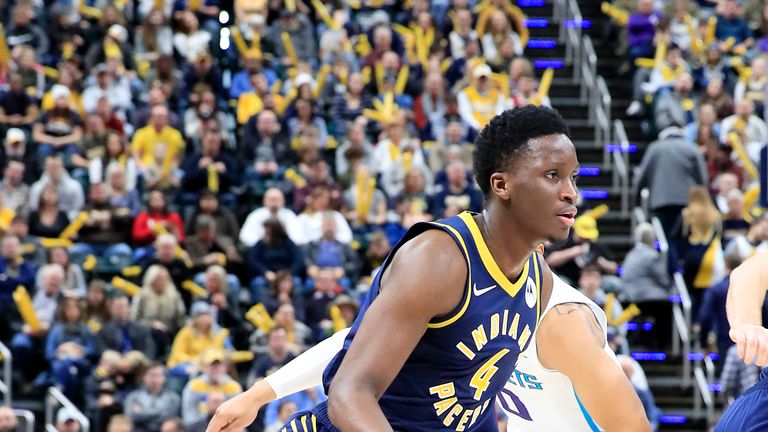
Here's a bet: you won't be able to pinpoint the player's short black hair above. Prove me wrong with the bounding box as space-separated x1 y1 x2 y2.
473 106 569 195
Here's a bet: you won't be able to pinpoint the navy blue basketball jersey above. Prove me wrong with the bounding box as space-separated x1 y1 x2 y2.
715 368 768 432
314 211 543 431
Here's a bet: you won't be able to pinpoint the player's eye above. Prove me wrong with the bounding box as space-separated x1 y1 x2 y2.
571 174 580 184
545 171 558 180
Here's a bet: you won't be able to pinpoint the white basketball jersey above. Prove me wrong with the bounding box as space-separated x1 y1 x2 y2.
500 274 619 432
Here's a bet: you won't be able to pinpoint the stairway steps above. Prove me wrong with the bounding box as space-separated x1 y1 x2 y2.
656 408 710 432
576 175 614 188
657 396 697 407
518 2 554 16
524 44 567 58
583 7 722 423
520 5 637 261
526 19 561 38
553 103 591 119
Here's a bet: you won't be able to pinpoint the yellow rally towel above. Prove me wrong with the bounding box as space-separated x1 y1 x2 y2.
111 277 141 297
13 286 41 332
207 164 219 192
182 280 208 298
245 303 275 332
60 212 89 240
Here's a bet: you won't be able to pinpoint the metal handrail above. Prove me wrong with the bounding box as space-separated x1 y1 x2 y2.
554 0 565 39
13 409 34 432
650 217 668 256
674 272 693 326
595 103 609 148
672 305 692 387
580 36 594 115
703 355 716 426
613 146 629 216
593 84 611 149
693 367 715 423
557 0 611 150
612 119 631 169
580 61 594 104
640 188 650 217
631 206 646 233
704 355 715 388
583 36 598 86
652 215 691 383
597 76 611 126
556 0 582 81
45 387 90 432
612 120 630 216
0 342 11 405
578 35 610 148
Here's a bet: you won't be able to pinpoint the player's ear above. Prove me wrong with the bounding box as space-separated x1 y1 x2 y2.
489 172 512 200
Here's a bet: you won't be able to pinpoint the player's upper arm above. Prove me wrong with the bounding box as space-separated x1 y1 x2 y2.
537 303 651 432
328 229 467 402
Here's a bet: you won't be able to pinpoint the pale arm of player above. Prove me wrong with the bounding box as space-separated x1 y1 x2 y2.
727 250 768 366
327 230 468 431
537 302 651 432
206 329 350 432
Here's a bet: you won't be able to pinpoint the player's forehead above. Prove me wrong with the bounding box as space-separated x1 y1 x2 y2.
523 134 577 166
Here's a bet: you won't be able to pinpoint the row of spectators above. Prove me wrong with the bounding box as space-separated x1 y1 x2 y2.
597 0 768 407
0 0 569 431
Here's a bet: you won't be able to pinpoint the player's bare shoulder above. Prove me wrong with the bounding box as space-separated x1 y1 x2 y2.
379 228 469 319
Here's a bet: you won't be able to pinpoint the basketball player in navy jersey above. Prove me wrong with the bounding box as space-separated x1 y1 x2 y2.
208 106 649 431
713 250 768 431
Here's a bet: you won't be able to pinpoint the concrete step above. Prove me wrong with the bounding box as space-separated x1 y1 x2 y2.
523 42 566 58
517 1 554 17
655 408 711 431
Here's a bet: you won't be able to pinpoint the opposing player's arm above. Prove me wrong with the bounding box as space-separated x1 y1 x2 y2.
206 329 350 432
727 250 768 366
327 230 468 431
537 301 650 432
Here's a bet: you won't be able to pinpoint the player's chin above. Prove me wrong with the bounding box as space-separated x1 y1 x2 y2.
546 227 571 243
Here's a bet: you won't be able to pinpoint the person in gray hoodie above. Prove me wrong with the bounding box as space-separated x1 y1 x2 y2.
621 223 673 349
633 121 709 272
124 364 181 432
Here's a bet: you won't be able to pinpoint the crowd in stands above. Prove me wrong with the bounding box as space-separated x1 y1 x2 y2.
598 0 768 411
0 0 571 431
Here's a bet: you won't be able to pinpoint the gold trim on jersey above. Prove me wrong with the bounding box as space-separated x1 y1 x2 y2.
458 212 531 298
427 221 474 329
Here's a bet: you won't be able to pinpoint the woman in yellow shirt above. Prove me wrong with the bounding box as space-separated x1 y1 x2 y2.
167 301 232 378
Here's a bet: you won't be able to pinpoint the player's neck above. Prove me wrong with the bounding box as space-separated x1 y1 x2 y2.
478 207 535 281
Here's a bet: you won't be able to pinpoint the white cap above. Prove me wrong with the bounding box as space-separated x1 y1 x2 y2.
294 73 313 88
51 84 71 101
4 128 25 144
56 408 79 424
107 24 127 43
473 63 492 78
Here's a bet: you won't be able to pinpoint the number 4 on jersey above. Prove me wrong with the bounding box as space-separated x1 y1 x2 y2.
469 349 510 400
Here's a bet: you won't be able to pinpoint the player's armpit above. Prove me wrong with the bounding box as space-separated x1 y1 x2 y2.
327 230 468 431
266 327 350 398
537 303 651 432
